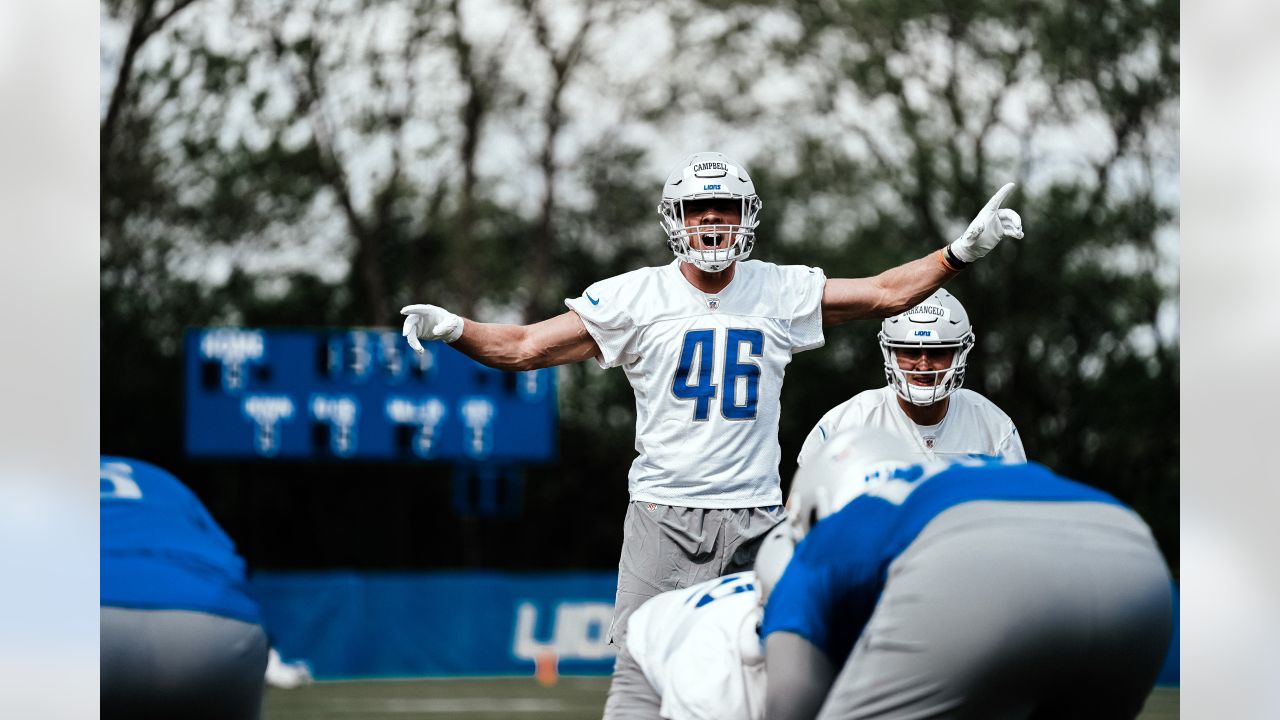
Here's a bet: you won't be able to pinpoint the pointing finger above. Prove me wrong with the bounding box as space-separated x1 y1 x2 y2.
982 182 1016 214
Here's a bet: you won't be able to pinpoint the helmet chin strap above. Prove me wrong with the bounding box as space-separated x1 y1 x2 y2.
678 226 753 272
687 248 733 272
889 365 958 407
904 377 948 406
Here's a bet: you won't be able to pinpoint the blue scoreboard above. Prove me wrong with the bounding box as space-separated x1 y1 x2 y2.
183 328 557 462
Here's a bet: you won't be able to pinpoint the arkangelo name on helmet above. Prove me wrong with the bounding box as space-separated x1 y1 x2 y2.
905 304 946 318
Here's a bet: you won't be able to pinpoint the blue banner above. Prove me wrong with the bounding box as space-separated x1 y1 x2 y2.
251 571 618 679
252 572 1179 685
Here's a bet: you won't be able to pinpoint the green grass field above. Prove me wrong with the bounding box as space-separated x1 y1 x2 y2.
264 677 1179 719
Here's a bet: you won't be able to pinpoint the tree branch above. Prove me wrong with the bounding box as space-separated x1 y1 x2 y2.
102 0 201 153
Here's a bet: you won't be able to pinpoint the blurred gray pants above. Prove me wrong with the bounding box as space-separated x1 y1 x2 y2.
101 607 269 720
609 501 783 646
818 501 1173 720
603 642 662 719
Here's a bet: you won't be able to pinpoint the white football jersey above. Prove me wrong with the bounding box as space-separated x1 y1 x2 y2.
797 386 1025 467
625 571 765 720
566 259 826 508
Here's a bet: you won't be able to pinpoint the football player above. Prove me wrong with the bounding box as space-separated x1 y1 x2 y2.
603 523 794 720
101 456 268 719
762 429 1173 720
797 288 1025 467
402 152 1024 644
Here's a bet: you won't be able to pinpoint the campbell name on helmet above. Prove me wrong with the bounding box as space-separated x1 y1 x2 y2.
657 151 763 273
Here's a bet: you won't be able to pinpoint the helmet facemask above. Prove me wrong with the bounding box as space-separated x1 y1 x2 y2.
658 152 762 273
880 335 975 406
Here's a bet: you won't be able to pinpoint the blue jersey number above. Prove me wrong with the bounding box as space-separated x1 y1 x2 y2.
722 329 763 420
687 573 757 608
672 329 764 421
672 330 718 420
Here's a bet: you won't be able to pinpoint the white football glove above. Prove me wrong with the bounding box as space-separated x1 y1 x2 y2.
948 182 1024 264
400 304 464 354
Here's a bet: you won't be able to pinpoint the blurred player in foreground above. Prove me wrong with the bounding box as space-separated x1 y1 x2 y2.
797 288 1024 467
402 151 1025 643
602 523 794 720
762 430 1173 719
101 456 268 719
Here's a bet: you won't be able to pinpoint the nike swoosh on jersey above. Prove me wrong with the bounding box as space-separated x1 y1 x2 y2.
585 292 600 305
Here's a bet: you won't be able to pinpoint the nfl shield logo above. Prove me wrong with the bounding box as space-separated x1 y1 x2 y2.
924 436 936 449
708 298 720 311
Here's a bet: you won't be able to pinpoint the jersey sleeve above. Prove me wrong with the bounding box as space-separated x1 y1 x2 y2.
785 265 827 353
564 277 641 369
796 416 831 468
1000 424 1027 462
796 396 857 467
759 558 837 657
760 505 891 664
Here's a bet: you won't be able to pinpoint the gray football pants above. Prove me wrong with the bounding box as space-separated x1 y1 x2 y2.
101 607 269 720
609 501 783 646
816 501 1173 720
603 642 663 720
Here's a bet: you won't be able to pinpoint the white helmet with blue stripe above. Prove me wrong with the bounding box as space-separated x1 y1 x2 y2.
879 289 975 406
657 152 762 273
785 428 917 542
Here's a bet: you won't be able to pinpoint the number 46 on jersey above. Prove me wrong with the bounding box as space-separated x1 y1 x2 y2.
671 329 763 421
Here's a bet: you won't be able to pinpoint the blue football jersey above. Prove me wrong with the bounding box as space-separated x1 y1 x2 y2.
760 461 1124 664
101 456 261 624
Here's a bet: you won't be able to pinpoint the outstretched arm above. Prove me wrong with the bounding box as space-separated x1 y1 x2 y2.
821 253 958 327
401 305 599 371
821 182 1023 328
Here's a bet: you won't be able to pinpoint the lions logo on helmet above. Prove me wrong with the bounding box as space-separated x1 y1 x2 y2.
657 152 763 273
878 289 976 407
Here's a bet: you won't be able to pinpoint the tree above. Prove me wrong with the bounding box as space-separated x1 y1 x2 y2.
678 0 1180 567
100 0 1178 571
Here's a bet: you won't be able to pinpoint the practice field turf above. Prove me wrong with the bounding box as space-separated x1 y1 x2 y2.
264 677 1180 719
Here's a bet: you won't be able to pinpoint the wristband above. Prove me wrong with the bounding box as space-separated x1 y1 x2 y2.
940 246 969 272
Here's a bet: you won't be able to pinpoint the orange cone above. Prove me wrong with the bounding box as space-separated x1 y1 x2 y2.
534 649 559 687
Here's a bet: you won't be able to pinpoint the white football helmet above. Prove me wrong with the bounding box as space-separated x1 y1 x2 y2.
879 289 975 407
785 428 916 542
753 522 794 608
657 152 762 273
